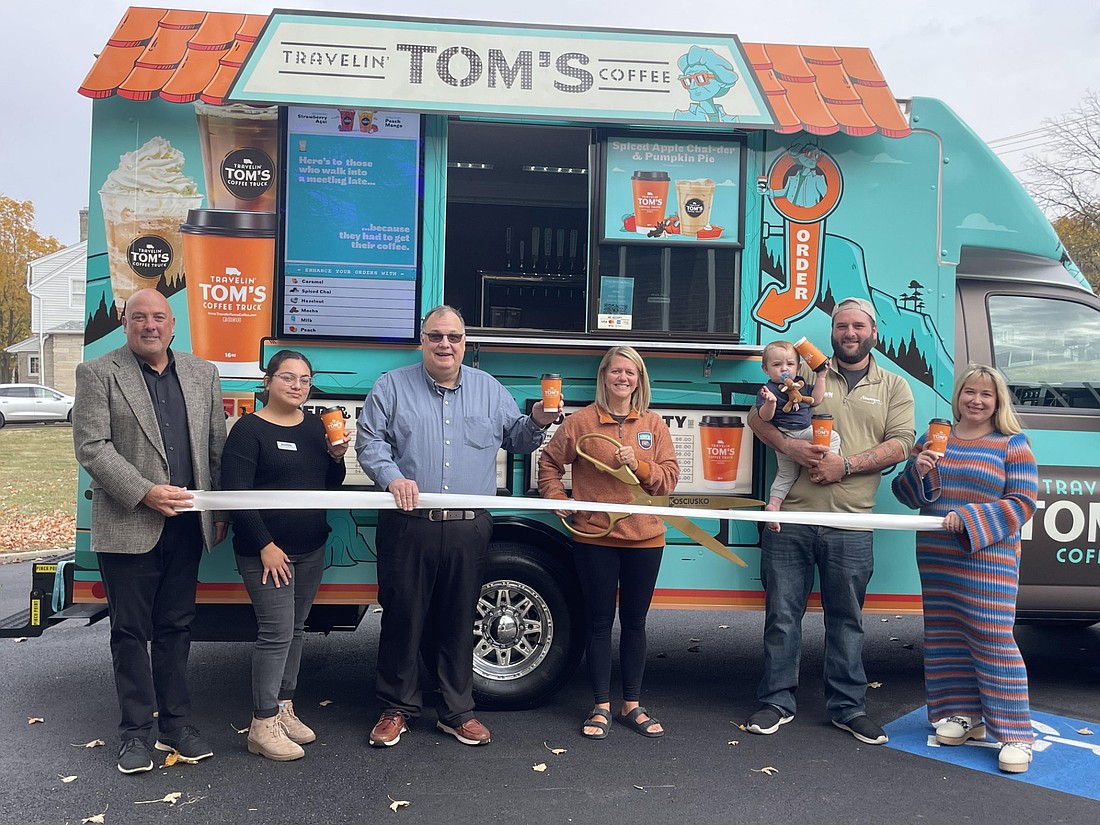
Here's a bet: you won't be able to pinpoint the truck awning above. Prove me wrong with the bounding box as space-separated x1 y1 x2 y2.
78 7 911 138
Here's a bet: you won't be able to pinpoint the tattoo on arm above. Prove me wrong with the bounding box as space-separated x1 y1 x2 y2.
847 439 907 475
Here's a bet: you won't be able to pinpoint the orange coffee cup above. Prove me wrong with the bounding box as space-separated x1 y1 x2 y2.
811 413 834 448
321 406 347 446
541 373 562 412
794 336 828 371
631 171 670 234
928 418 952 455
699 415 745 489
181 209 276 378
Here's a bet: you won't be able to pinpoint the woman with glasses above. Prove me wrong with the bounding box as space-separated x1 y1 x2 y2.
221 350 347 761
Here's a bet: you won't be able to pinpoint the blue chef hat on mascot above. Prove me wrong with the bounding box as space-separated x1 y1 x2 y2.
677 46 739 103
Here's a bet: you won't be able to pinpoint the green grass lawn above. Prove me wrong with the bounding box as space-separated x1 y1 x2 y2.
0 424 78 552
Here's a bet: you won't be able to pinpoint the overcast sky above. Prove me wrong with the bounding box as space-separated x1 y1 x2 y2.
2 0 1097 244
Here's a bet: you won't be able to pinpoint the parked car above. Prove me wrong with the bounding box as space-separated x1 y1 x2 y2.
0 384 74 428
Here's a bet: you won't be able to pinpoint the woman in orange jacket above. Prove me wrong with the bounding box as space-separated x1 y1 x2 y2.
538 346 680 739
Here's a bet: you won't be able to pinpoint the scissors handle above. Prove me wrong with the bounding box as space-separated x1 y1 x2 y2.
563 432 638 537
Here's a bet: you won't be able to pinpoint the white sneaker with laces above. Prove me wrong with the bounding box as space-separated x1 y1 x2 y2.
936 715 986 746
998 741 1033 773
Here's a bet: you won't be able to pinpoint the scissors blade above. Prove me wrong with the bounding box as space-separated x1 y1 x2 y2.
666 516 748 568
668 494 765 509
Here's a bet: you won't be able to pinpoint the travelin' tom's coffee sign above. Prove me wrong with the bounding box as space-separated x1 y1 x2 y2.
229 13 776 128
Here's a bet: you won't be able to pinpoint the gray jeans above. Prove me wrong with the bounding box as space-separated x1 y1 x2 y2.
236 545 325 716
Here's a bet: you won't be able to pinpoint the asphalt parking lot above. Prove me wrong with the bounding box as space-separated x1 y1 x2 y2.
1 554 1098 825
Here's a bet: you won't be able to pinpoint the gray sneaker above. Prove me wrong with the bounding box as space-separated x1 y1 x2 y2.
746 705 794 735
832 714 889 745
117 737 155 774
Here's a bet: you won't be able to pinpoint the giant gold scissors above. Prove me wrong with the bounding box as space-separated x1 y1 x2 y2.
560 433 762 567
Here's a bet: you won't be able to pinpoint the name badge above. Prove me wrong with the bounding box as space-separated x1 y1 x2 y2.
277 441 298 451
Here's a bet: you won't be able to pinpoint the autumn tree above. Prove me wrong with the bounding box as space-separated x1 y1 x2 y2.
0 196 64 382
1024 91 1100 291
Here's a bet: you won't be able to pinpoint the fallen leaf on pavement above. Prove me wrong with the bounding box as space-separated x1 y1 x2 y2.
532 763 547 772
1078 727 1094 735
231 723 249 734
14 637 27 643
71 739 105 749
388 796 410 812
728 740 739 746
160 751 179 768
903 643 915 650
687 645 701 653
320 699 333 707
889 637 900 641
543 742 566 755
868 681 883 689
28 717 44 724
736 723 747 731
633 785 645 791
60 775 78 783
81 805 108 824
718 625 730 629
690 638 701 643
135 792 182 806
372 607 383 614
752 766 779 776
880 618 889 623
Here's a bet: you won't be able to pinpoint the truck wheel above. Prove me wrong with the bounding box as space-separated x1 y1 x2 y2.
472 541 583 710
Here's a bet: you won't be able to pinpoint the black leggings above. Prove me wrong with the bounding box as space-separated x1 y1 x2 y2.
572 543 663 704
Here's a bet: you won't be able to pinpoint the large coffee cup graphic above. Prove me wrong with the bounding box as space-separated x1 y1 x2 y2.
699 415 745 490
631 171 670 235
675 178 716 236
181 209 277 377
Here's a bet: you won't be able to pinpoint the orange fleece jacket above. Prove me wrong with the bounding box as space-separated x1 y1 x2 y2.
537 403 680 547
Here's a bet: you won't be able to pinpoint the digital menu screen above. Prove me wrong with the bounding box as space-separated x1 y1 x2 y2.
281 107 421 339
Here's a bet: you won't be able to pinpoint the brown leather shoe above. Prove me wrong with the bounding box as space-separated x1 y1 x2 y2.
436 718 491 745
369 711 408 747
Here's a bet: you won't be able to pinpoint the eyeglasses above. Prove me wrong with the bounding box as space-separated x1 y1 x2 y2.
273 373 312 387
679 72 717 89
423 332 465 343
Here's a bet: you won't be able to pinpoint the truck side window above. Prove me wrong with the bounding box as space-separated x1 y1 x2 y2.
988 295 1100 409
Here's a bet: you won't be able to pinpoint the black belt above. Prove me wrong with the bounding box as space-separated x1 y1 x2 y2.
401 508 483 522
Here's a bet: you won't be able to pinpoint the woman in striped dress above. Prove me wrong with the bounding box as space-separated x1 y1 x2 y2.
892 364 1038 773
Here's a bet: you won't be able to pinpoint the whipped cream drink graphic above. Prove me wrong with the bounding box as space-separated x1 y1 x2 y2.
99 136 203 311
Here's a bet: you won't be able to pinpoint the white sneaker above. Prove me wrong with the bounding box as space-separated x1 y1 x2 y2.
936 715 986 746
998 741 1033 773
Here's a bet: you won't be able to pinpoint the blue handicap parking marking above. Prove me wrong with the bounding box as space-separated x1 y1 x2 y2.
885 707 1100 801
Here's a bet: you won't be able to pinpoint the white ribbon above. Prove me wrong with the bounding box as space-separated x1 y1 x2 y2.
189 490 942 532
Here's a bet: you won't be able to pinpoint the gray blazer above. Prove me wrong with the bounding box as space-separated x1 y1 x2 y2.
73 346 227 554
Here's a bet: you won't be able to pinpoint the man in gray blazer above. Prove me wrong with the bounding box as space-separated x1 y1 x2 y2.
74 288 227 775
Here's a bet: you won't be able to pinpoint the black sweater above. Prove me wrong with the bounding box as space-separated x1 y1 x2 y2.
221 412 346 556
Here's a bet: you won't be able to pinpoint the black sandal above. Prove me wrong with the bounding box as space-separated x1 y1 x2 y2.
581 707 612 739
615 706 664 738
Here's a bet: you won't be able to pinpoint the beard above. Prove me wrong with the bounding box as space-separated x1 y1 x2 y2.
832 333 877 365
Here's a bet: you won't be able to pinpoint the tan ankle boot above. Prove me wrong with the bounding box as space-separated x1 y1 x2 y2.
277 700 316 744
247 715 305 761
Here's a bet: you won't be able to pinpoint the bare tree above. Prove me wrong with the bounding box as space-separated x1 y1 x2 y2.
1024 91 1100 289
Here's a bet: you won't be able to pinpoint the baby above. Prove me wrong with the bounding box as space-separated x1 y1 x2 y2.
756 340 840 517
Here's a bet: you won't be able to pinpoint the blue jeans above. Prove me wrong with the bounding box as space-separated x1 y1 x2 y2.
237 545 326 716
757 524 873 723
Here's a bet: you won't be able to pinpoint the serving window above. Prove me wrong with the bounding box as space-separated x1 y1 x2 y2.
443 120 744 342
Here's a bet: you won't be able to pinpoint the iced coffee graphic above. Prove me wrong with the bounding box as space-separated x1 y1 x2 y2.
99 136 203 313
195 102 279 212
676 178 718 237
181 209 277 377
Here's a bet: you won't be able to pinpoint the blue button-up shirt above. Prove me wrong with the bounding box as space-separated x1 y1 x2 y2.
356 363 546 496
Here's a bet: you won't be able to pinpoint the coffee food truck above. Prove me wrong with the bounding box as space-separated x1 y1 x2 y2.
4 6 1100 708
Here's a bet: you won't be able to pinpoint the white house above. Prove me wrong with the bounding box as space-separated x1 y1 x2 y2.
5 211 88 395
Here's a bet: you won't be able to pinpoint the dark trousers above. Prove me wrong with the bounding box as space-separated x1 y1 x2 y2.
97 513 203 741
374 510 492 726
573 543 663 704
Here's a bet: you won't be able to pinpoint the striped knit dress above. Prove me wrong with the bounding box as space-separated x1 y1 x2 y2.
892 429 1038 743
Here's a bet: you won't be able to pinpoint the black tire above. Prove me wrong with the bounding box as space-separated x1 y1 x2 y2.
0 412 5 429
66 409 72 423
472 541 584 710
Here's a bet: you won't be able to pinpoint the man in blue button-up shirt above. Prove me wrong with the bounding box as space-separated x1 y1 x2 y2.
357 305 558 748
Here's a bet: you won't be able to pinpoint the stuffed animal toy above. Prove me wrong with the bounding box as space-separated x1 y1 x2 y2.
777 371 809 413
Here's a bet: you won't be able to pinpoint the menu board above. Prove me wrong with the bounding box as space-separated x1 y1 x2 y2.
282 107 421 339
